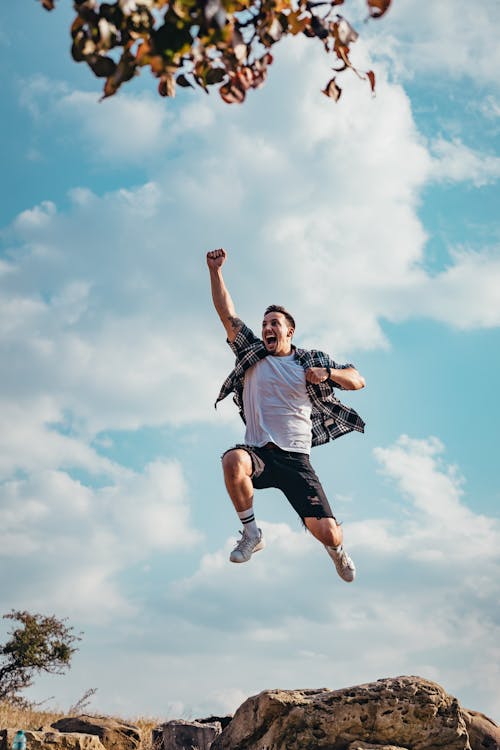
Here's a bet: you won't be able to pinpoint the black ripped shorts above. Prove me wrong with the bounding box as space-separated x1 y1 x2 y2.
222 443 335 523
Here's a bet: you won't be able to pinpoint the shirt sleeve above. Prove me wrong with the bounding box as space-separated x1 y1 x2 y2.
227 323 262 356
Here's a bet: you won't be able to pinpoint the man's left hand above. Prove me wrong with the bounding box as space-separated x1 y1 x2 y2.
305 367 330 384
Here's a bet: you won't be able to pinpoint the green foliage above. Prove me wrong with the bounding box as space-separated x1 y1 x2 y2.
0 611 80 704
36 0 392 102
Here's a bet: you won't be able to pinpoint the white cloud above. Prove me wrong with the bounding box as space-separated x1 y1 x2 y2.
102 459 199 549
416 247 500 329
477 95 500 121
0 314 224 436
208 687 249 716
0 399 120 477
0 458 201 621
1 186 229 436
366 435 500 562
56 90 173 163
173 521 314 596
19 75 216 166
369 0 500 88
14 200 57 229
17 75 68 120
430 137 500 187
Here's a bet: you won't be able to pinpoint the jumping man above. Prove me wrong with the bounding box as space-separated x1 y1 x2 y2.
207 248 366 582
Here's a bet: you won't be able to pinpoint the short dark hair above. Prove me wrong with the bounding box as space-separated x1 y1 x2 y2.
264 305 296 331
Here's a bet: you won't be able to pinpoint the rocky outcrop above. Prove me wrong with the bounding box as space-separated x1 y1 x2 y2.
211 676 500 750
51 716 140 750
462 709 500 749
1 676 498 750
195 717 233 732
153 719 221 750
0 729 105 750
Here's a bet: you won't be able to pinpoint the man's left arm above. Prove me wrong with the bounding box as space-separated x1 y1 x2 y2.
305 364 365 390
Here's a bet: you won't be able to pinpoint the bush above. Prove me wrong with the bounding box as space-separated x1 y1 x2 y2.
0 611 80 705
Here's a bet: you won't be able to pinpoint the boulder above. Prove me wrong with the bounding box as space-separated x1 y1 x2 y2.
194 717 233 732
462 709 500 750
153 719 221 750
211 676 472 750
0 729 105 750
51 717 140 750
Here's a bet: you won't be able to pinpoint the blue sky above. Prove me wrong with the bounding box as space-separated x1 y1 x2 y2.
1 0 499 723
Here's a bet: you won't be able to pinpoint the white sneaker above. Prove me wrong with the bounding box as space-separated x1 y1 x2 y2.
230 528 265 563
326 545 356 582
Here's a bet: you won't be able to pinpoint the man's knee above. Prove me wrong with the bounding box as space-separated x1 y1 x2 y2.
222 448 252 479
305 516 342 546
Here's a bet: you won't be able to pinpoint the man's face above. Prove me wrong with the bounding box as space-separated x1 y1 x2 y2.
262 311 294 356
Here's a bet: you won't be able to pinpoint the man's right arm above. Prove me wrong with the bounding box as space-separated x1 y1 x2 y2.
206 248 243 343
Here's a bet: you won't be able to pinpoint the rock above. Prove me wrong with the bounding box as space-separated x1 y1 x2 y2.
153 719 221 750
0 729 105 750
348 744 409 750
211 676 471 750
462 709 500 750
51 717 140 750
194 717 233 732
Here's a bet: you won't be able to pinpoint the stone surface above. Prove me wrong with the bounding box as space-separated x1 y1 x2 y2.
51 716 140 750
0 729 105 750
194 717 232 732
462 709 500 750
211 676 472 750
349 744 409 750
153 719 221 750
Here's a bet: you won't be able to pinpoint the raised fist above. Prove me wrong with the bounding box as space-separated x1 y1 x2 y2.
206 248 227 269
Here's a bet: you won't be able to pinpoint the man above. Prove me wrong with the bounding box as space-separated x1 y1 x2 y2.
207 247 365 582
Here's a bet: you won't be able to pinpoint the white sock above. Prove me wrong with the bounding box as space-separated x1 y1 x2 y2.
326 544 343 553
237 507 259 537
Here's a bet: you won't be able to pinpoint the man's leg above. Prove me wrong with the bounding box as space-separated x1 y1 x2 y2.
222 448 254 512
222 448 265 563
296 461 356 583
305 517 355 582
272 451 356 583
303 517 343 547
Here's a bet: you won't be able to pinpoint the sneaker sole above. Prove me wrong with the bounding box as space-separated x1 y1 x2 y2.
337 568 356 583
333 561 356 582
325 547 356 582
230 539 265 563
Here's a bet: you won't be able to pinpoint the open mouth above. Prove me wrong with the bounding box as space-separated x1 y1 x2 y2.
264 335 277 348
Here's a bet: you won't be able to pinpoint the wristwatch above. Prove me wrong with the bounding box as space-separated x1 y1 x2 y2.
325 366 332 380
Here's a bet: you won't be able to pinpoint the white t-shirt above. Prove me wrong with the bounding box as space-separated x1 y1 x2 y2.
243 354 312 454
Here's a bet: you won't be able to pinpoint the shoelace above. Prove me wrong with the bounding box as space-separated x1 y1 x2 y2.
339 550 353 568
235 531 258 552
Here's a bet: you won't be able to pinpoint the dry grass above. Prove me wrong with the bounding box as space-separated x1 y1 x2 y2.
0 702 65 731
130 718 162 750
0 702 162 748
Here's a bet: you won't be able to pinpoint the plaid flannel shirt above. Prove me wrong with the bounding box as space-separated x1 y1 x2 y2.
215 324 365 446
